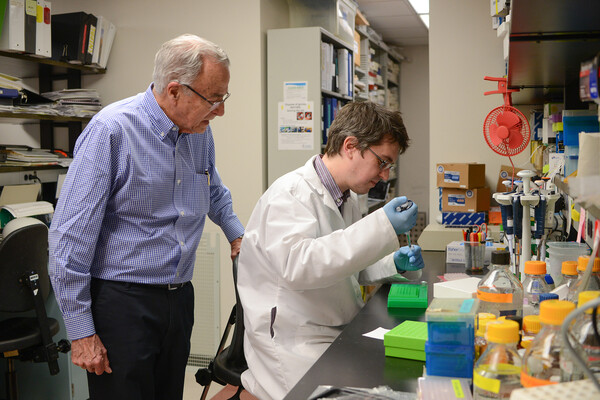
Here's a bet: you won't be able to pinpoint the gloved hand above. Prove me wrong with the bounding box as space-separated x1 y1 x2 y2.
394 245 425 272
383 196 418 235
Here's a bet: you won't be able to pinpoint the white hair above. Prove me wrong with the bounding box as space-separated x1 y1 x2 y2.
152 34 230 93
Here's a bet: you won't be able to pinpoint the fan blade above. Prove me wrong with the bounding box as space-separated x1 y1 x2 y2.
496 111 520 128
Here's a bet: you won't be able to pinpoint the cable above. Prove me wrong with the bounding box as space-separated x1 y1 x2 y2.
561 296 600 393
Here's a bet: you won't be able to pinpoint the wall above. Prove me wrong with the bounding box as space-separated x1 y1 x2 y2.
429 0 530 221
398 45 429 221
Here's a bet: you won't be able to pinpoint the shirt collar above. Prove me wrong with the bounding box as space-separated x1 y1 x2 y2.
142 83 179 140
313 155 350 208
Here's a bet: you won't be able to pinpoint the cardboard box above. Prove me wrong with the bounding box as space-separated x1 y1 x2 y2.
441 212 486 227
496 164 525 192
436 163 486 189
441 187 490 213
353 30 361 66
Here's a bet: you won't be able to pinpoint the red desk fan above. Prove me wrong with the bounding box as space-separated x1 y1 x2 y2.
483 76 530 157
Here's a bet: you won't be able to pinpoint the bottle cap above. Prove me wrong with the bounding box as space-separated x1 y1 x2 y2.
522 315 541 334
485 319 520 344
539 300 575 325
544 274 554 285
539 293 559 302
577 291 600 314
476 313 497 336
491 250 510 265
524 260 547 275
577 256 600 272
561 260 578 276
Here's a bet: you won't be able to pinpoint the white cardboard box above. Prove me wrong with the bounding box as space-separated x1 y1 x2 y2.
434 277 481 299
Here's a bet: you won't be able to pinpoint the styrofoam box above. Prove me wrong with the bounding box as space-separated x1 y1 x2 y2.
434 277 481 299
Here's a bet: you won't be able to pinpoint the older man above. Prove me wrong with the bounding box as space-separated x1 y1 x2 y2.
49 34 244 399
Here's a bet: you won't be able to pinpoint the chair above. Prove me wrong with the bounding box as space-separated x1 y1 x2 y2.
196 256 248 400
0 217 70 400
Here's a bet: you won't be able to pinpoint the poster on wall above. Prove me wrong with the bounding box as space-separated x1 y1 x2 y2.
277 101 314 151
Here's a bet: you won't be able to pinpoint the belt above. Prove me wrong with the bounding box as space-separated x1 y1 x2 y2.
128 281 189 291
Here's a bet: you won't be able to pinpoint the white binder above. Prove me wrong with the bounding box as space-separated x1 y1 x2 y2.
0 0 25 52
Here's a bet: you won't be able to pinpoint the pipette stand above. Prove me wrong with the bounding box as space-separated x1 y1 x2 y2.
518 170 539 278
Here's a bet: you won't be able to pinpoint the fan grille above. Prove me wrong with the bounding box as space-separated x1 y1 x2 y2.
483 105 530 156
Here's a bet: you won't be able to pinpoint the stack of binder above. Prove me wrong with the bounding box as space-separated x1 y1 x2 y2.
0 0 52 57
0 4 116 68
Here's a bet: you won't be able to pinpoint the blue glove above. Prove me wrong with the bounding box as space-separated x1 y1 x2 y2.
394 245 424 272
383 197 418 235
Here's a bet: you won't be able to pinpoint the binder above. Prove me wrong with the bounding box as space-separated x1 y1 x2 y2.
97 18 115 68
33 0 50 57
337 48 349 96
24 0 35 53
0 0 25 52
51 11 88 63
84 13 97 64
91 15 104 65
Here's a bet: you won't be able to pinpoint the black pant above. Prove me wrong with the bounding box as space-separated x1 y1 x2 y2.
87 279 194 400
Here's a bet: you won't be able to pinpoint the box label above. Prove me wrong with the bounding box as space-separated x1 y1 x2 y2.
448 194 465 206
444 171 460 183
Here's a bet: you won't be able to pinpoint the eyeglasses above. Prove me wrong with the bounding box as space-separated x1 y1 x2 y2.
181 83 230 111
366 147 395 171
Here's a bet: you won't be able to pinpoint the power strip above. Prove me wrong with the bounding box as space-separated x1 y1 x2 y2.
510 379 599 399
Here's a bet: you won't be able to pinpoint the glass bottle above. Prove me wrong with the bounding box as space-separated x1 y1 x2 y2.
561 260 579 302
477 250 524 318
519 315 541 354
576 256 600 292
572 291 600 377
473 319 522 399
521 300 583 387
522 261 550 315
475 313 497 362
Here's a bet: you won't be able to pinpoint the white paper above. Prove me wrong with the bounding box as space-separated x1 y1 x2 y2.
277 101 314 150
362 327 390 340
283 81 308 102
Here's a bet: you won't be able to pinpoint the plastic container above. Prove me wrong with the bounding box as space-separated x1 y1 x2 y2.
521 300 583 387
572 291 600 377
546 242 590 283
426 298 478 346
522 261 551 314
475 313 496 362
477 250 524 318
561 260 579 302
425 342 474 378
473 320 522 399
576 255 600 291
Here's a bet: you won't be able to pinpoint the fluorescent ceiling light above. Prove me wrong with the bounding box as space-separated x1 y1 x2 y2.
419 14 429 28
408 0 429 14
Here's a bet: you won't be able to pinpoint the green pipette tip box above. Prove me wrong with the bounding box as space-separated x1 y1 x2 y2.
387 282 428 309
384 320 428 361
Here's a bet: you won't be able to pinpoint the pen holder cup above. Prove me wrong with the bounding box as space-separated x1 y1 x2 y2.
464 241 485 273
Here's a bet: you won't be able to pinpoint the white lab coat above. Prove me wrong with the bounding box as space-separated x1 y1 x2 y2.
238 156 420 400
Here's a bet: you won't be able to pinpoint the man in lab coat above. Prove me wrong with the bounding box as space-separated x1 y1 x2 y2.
238 101 424 400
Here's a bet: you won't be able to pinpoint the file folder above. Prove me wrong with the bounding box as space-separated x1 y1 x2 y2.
0 0 25 52
84 13 97 64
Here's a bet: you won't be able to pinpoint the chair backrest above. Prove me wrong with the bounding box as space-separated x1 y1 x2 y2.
227 256 246 367
0 218 49 312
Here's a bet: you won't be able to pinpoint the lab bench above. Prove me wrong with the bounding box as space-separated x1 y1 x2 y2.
283 250 448 399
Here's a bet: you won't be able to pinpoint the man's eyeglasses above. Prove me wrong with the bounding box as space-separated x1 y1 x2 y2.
366 147 395 171
181 83 230 111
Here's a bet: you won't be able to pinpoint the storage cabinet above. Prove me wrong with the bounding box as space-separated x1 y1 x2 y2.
267 27 354 185
505 0 600 246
